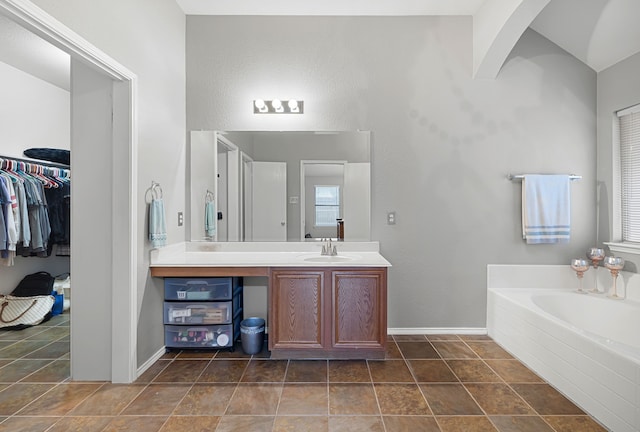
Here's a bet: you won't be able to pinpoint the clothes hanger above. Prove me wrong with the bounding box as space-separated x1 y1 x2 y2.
2 160 23 183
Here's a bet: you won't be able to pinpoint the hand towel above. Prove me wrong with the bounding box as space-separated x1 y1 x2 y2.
149 198 167 248
205 200 216 238
522 175 570 244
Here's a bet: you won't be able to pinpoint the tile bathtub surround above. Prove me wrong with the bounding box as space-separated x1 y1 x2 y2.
0 323 610 432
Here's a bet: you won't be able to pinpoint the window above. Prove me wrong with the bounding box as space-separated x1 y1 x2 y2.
618 104 640 243
314 185 340 227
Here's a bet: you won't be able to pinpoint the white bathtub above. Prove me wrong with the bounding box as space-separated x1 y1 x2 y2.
487 265 640 432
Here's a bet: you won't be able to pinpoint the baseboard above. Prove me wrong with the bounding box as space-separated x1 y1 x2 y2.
136 346 166 380
388 327 487 335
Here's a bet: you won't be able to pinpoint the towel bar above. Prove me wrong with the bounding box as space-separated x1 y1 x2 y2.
507 174 581 181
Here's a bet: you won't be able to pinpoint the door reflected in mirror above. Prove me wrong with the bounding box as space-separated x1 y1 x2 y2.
189 131 371 242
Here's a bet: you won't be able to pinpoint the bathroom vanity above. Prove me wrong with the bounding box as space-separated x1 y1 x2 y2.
150 242 390 359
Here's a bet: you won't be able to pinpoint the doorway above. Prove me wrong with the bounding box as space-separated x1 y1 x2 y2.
0 0 138 383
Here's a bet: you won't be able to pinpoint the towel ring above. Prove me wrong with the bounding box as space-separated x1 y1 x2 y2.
205 190 214 202
151 181 163 200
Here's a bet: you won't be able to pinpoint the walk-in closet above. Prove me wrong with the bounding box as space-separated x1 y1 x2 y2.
0 13 72 378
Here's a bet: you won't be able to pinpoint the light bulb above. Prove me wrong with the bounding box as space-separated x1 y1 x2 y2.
272 99 283 112
288 99 299 112
254 99 267 112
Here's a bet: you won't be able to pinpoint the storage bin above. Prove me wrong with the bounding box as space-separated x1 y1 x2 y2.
164 324 233 348
164 277 236 301
164 301 231 325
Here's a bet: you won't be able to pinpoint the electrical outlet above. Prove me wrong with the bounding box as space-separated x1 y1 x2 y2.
387 211 396 225
178 212 184 226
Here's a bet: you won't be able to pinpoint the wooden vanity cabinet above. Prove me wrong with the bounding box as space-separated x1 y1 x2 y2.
269 267 387 359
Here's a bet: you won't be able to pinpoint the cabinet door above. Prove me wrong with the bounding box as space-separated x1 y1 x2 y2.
270 270 325 350
332 269 387 349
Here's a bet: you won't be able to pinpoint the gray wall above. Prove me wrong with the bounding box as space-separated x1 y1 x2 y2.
31 0 186 367
597 51 640 265
187 17 597 328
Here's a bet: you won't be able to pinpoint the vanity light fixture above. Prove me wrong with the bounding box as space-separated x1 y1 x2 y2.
253 99 304 114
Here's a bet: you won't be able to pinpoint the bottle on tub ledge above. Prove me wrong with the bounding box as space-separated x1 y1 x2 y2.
337 219 344 241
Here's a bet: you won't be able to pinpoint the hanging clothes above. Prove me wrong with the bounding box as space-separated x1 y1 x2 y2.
0 157 70 265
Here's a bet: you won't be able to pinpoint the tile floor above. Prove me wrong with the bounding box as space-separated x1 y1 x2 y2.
0 315 609 431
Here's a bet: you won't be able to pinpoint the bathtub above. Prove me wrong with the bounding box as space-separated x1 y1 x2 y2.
487 265 640 432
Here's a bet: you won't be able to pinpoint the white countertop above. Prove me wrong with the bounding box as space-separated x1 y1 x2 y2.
150 242 391 268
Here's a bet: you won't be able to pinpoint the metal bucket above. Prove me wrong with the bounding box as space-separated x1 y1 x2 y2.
240 317 265 355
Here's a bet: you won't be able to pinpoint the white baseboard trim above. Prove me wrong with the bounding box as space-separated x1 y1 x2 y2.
388 327 487 335
136 347 166 380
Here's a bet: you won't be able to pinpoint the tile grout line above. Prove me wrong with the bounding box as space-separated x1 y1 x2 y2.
156 353 215 430
459 338 560 431
271 358 290 420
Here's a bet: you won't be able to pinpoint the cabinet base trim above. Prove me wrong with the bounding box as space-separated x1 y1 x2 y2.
270 348 385 360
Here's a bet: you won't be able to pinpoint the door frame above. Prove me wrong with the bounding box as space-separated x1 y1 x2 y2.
216 134 240 241
0 0 138 382
300 160 346 241
239 151 253 241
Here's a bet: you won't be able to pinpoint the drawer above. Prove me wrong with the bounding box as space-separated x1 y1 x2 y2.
165 324 233 348
164 278 235 301
164 301 232 325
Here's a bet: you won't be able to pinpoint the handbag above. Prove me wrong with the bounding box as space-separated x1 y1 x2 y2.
11 271 55 297
0 295 55 329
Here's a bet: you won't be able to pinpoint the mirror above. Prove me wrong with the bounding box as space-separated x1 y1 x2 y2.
189 131 371 242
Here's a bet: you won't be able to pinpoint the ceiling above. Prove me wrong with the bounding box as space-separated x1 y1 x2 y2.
530 0 640 72
177 0 640 73
176 0 486 16
2 0 639 90
0 14 69 90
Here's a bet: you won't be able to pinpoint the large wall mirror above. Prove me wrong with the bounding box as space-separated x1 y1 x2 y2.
189 131 371 242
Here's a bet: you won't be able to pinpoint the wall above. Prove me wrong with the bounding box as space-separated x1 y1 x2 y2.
30 0 186 366
187 17 597 329
596 51 640 265
0 59 70 291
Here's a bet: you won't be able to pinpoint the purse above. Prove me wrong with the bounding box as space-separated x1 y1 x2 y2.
0 295 55 329
11 271 55 297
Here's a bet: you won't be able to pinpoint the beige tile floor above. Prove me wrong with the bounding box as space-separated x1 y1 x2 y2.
0 314 609 431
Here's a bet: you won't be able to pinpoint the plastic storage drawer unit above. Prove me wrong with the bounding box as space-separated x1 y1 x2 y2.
162 277 243 351
165 324 233 348
164 301 232 325
164 277 234 301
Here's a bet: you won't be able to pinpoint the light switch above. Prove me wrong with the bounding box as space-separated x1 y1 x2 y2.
387 211 396 225
178 212 184 226
289 196 299 204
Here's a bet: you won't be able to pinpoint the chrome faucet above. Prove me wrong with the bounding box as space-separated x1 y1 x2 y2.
321 238 337 256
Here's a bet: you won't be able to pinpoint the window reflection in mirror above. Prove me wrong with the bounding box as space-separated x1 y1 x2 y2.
189 131 371 242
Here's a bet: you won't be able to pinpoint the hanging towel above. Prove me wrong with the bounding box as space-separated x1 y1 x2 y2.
205 200 216 238
522 175 571 244
149 198 167 248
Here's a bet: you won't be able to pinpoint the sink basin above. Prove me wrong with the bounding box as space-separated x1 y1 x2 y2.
303 255 356 263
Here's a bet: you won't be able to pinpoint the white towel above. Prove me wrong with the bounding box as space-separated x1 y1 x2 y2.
149 198 167 248
522 175 570 244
